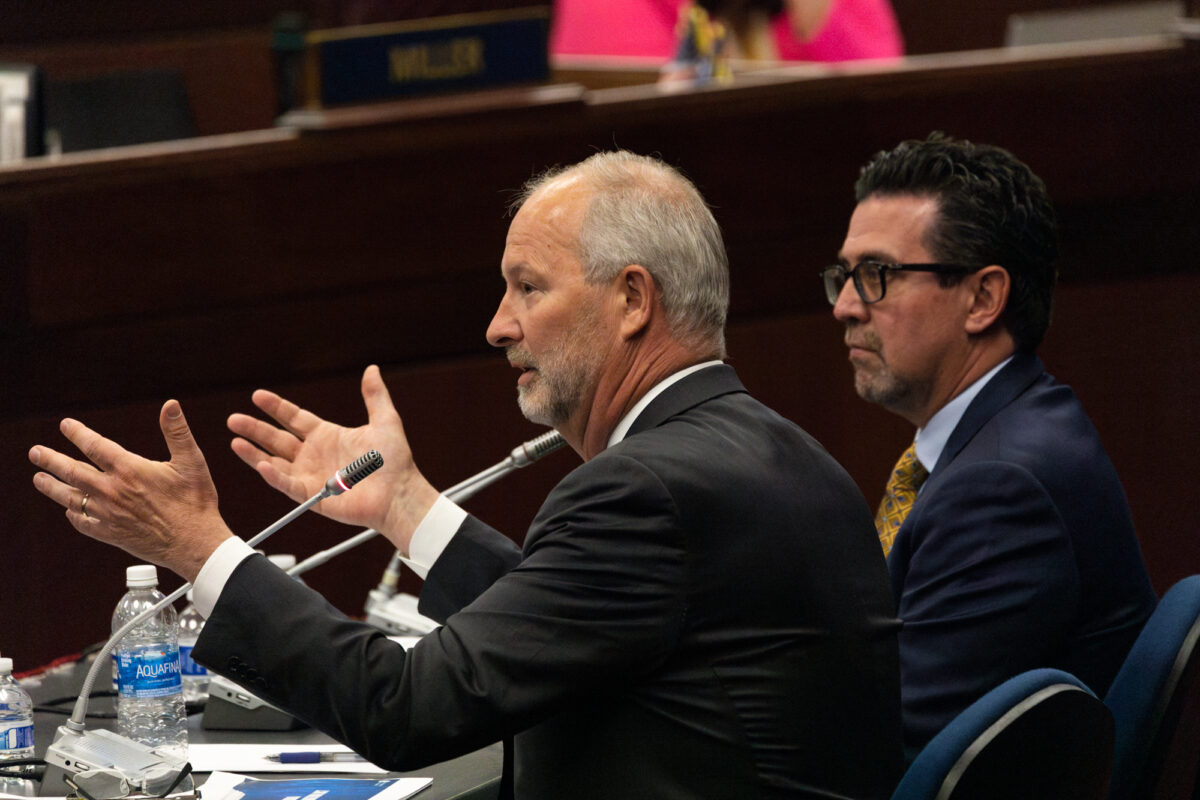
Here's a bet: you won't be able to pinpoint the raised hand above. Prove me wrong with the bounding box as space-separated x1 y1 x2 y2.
29 400 234 583
227 364 438 554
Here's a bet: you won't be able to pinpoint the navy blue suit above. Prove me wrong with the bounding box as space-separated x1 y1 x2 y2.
197 365 905 799
888 352 1156 758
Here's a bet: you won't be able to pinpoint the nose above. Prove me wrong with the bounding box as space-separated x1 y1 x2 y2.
831 279 868 324
486 292 520 348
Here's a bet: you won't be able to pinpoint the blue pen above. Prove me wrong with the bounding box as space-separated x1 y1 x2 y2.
265 751 368 764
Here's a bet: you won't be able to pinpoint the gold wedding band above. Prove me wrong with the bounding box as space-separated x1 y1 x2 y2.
81 493 91 519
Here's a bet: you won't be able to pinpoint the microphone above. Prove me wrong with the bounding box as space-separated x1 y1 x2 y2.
282 431 566 588
442 429 565 500
364 430 566 634
324 450 384 496
45 452 384 799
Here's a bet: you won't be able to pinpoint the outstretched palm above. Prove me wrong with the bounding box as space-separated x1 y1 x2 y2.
227 365 437 545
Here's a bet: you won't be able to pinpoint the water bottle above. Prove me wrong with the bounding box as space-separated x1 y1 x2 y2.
111 565 187 760
177 590 208 705
0 658 34 775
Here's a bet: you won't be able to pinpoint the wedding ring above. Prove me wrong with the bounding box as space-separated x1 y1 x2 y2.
81 493 91 519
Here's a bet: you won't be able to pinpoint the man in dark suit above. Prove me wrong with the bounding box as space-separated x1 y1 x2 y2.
821 133 1157 760
32 151 904 798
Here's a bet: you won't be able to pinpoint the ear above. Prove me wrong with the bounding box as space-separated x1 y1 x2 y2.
964 265 1011 335
616 265 656 340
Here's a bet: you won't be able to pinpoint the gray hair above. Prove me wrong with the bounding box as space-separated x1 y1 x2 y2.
515 151 730 357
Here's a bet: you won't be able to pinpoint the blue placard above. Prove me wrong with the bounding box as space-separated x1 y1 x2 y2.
315 13 550 106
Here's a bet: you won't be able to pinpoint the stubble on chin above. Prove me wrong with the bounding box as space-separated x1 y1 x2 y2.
507 308 605 428
516 380 553 427
517 369 581 428
852 358 917 416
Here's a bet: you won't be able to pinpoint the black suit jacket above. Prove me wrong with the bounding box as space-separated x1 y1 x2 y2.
887 353 1156 759
197 365 904 799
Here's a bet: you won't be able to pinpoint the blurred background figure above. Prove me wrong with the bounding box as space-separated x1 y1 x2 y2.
662 4 734 83
551 0 904 65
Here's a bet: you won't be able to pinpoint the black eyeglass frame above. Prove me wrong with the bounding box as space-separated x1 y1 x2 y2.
820 261 981 306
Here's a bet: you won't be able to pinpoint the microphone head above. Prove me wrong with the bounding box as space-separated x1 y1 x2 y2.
511 430 566 467
325 450 385 495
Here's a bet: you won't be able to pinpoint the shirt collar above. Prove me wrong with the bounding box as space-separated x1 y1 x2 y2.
607 361 724 448
914 356 1012 473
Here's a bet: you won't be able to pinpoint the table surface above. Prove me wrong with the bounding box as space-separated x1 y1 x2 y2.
16 652 502 800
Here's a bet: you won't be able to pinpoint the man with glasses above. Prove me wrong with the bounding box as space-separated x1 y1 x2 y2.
823 133 1156 760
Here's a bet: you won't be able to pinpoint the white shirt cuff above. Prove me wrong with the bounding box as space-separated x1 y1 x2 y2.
192 537 256 618
400 494 467 580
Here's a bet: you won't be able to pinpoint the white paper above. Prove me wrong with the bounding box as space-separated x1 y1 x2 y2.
187 744 389 774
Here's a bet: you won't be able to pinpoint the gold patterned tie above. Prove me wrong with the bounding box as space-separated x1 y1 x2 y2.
875 443 928 557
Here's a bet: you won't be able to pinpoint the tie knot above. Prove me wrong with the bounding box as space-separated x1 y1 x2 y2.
892 443 928 489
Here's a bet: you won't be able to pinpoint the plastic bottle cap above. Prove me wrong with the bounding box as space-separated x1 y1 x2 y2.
126 564 159 587
0 658 12 675
267 553 297 571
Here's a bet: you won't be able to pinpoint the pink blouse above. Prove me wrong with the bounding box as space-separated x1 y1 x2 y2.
550 0 904 62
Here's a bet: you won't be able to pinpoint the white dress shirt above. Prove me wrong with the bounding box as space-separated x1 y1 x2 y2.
913 356 1012 478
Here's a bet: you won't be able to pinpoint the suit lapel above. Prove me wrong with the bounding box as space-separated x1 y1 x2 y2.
934 352 1046 476
626 364 746 438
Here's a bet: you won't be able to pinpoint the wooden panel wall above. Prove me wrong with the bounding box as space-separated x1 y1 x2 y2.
1 39 1198 669
1 0 1184 146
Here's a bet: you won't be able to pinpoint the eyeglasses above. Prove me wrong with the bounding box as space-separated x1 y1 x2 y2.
820 261 980 306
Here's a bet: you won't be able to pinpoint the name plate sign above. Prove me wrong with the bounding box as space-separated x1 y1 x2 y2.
280 6 551 108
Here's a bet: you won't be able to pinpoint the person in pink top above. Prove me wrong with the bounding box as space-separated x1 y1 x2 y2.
550 0 904 62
